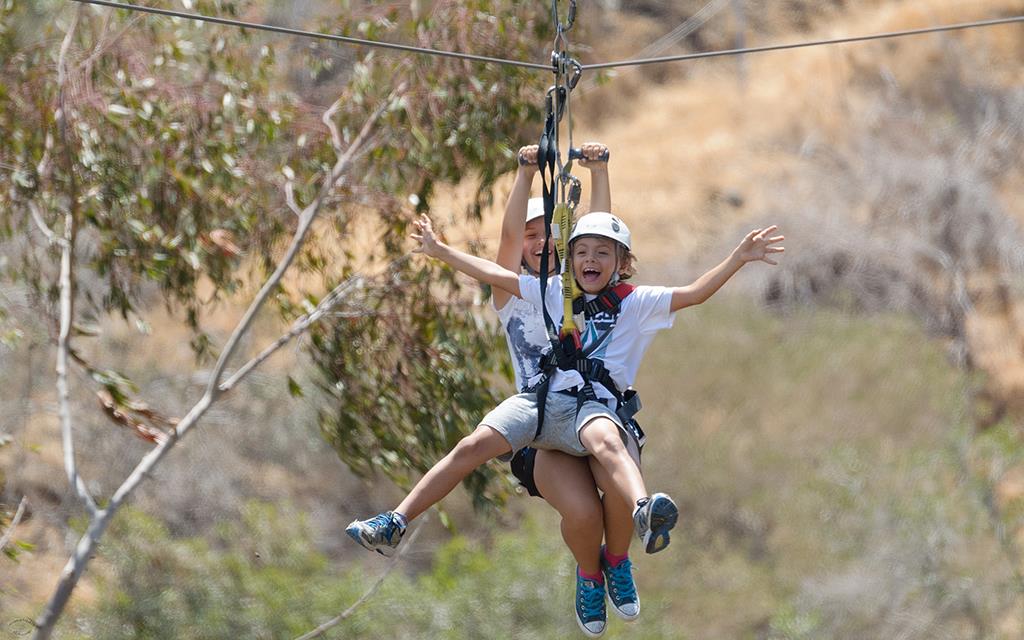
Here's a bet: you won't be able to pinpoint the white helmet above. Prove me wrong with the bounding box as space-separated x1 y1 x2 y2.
526 197 545 223
569 212 631 250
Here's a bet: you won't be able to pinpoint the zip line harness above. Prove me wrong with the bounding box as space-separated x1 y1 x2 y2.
528 0 643 444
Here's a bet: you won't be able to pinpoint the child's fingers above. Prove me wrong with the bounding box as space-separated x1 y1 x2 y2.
763 257 778 265
518 145 539 165
583 142 607 159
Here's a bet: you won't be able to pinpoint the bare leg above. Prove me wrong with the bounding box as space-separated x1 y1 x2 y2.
534 449 604 575
589 456 635 557
395 425 512 521
579 417 647 508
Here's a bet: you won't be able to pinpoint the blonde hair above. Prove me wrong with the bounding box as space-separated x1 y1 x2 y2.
617 245 637 281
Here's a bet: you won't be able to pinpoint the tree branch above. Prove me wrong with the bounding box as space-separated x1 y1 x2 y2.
31 87 401 639
323 97 345 156
0 497 28 555
201 90 396 406
294 515 428 640
219 255 410 393
284 177 301 217
219 275 366 393
28 201 66 248
76 13 144 75
54 4 98 519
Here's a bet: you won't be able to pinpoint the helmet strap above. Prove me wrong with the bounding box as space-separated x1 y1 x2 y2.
608 254 621 288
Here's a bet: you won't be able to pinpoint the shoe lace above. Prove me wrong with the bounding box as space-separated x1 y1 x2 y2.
577 579 605 619
367 512 397 533
605 560 636 601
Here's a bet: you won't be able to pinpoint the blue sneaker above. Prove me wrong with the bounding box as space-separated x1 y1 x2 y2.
575 569 607 637
345 511 406 557
601 547 639 621
633 493 678 554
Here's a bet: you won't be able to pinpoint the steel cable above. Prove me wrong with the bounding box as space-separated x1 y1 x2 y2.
68 0 552 71
583 15 1024 71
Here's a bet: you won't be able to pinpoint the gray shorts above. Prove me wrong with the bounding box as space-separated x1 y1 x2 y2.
481 391 631 461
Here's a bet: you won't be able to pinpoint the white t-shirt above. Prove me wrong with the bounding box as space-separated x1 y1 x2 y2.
518 275 676 403
494 295 550 393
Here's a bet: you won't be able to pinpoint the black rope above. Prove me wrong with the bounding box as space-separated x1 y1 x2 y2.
68 0 552 71
582 15 1024 70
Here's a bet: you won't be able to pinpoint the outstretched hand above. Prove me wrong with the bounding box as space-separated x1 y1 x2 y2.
410 213 442 257
736 226 785 265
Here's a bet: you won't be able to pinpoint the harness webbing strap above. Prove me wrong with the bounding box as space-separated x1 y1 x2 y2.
573 283 635 319
570 283 632 412
534 91 564 439
528 283 639 438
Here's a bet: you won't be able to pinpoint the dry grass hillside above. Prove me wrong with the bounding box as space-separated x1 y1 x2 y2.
571 0 1024 412
3 0 1024 636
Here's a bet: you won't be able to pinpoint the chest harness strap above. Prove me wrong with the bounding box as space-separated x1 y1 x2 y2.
529 282 643 439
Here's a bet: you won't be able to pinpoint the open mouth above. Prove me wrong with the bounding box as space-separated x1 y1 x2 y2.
580 266 602 284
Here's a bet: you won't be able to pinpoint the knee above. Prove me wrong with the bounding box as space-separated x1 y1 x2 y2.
561 500 604 533
583 423 626 459
451 430 496 463
452 435 482 460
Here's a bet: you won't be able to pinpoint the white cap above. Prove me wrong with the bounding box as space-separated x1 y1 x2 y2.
526 197 545 223
569 212 631 250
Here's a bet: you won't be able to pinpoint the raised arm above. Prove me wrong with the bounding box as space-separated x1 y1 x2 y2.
413 213 522 297
670 226 785 312
578 142 610 213
494 145 538 308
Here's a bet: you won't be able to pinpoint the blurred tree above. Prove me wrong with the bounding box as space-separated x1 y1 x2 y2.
0 0 559 635
304 0 553 513
0 0 553 510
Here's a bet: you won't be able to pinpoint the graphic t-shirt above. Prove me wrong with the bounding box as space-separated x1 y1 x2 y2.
518 275 676 403
495 295 550 393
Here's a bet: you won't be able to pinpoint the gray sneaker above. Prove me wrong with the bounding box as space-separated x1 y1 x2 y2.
345 511 407 557
633 493 678 554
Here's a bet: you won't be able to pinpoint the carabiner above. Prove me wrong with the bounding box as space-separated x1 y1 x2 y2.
546 85 567 124
561 173 582 209
567 58 583 91
561 0 577 32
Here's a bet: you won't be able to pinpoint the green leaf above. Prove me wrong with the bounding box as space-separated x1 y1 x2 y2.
287 376 304 398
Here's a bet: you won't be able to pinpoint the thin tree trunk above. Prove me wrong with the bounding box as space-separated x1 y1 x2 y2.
31 74 399 640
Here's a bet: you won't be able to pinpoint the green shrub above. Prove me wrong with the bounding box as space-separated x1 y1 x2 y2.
78 504 684 639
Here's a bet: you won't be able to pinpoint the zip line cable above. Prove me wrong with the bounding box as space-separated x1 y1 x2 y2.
69 0 1024 74
67 0 552 71
582 15 1024 71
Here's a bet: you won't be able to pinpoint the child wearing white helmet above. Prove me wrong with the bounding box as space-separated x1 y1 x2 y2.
350 143 641 636
347 159 784 637
492 144 646 634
